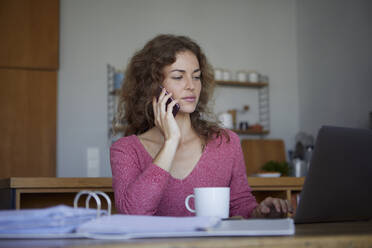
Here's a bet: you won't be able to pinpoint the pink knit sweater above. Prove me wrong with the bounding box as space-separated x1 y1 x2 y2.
110 130 258 218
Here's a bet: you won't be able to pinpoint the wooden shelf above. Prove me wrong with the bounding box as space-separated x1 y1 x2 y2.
231 129 269 135
216 80 268 88
247 176 304 190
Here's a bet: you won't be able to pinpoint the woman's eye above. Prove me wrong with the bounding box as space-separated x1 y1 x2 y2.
172 76 182 80
194 75 201 80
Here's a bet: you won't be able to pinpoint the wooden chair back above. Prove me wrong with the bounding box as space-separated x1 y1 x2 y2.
241 139 286 176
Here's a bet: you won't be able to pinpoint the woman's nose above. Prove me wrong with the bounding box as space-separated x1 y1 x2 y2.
185 76 195 90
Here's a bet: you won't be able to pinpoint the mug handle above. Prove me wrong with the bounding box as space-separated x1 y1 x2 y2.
185 194 196 213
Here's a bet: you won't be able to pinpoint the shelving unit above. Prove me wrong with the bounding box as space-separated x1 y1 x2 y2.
107 64 116 143
107 64 125 144
215 80 270 136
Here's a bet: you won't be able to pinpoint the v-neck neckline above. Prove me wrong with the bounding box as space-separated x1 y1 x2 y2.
133 135 208 182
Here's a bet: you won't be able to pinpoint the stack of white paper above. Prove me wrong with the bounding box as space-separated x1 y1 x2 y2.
77 215 220 235
0 205 100 235
0 206 220 239
0 205 295 239
209 218 295 236
78 217 294 239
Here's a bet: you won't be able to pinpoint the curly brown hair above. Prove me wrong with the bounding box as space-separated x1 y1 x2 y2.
113 34 228 144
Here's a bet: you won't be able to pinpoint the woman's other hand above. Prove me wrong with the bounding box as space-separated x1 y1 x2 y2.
252 197 293 218
153 87 180 143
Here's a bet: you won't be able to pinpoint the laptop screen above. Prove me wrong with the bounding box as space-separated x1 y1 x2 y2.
294 126 372 224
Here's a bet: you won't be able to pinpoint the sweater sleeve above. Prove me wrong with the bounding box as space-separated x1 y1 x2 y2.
228 131 258 218
110 138 170 215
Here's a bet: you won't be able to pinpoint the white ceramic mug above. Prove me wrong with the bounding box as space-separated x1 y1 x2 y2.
185 187 230 218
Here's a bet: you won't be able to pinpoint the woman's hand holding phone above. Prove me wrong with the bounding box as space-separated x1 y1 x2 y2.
153 87 181 144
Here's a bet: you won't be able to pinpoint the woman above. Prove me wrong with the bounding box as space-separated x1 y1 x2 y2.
111 34 292 218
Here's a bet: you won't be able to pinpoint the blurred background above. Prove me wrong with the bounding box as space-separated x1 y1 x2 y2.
1 0 371 178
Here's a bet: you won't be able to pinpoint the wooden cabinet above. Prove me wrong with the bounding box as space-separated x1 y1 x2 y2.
0 0 59 177
241 139 287 176
0 69 57 177
0 0 59 69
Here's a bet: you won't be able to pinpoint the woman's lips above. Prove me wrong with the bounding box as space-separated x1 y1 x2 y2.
182 96 196 102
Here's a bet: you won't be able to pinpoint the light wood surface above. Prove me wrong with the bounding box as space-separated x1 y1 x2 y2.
248 177 303 188
241 139 287 176
0 69 57 177
0 177 112 188
0 0 59 69
0 177 304 211
0 177 303 189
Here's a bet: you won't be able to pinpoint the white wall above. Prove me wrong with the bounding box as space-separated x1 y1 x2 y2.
58 0 299 177
297 0 372 137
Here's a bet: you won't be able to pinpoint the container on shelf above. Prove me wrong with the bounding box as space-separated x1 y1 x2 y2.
236 70 247 82
222 69 231 81
214 68 223 80
247 71 260 83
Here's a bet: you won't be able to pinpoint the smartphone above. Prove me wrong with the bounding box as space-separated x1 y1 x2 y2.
157 86 180 117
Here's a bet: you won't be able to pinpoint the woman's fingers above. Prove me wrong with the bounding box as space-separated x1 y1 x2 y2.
152 97 158 117
261 197 294 218
154 88 172 118
153 88 180 141
159 91 173 114
263 197 277 211
279 199 288 213
258 199 267 215
270 198 289 213
166 99 179 116
157 87 167 102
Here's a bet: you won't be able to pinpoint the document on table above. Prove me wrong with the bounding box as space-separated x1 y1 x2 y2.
0 206 219 239
0 205 295 239
78 216 295 239
0 205 100 238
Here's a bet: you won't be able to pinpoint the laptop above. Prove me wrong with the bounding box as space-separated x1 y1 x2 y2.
294 126 372 224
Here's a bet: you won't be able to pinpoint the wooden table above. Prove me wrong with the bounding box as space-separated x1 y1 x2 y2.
0 178 371 247
0 221 371 248
0 177 304 212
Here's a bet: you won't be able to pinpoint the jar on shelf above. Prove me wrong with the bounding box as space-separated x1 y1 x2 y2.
236 70 247 82
214 68 223 80
247 71 260 83
222 69 231 81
